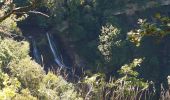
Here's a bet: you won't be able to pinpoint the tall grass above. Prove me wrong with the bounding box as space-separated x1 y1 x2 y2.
49 66 170 100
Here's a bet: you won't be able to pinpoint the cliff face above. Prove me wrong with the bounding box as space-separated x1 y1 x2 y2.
160 0 170 5
47 0 170 70
49 28 88 69
114 0 170 15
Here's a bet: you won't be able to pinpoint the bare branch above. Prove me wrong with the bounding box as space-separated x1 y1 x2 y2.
28 11 49 17
0 0 46 22
85 84 93 100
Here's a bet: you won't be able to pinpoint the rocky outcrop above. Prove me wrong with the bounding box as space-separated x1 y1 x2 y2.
113 0 170 15
49 28 87 70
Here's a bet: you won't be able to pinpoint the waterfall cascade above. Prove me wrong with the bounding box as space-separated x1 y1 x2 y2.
46 32 67 68
31 37 42 65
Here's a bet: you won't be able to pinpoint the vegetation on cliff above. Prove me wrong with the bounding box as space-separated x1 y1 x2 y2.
0 0 170 100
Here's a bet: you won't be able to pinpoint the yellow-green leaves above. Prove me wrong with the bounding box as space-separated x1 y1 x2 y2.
0 71 21 100
128 15 170 46
98 24 120 61
117 58 149 91
119 58 143 76
9 57 45 94
0 39 29 68
38 72 82 100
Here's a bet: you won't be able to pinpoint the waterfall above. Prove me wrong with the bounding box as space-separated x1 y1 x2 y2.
31 38 42 65
46 32 67 68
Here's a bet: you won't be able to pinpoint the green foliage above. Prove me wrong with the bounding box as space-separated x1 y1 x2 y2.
1 0 170 100
44 0 63 9
80 62 151 100
9 57 45 95
13 89 37 100
0 71 21 100
0 38 29 69
84 73 105 91
0 15 17 32
0 15 23 36
0 37 83 99
117 58 149 90
0 71 37 100
0 1 84 99
127 15 170 46
126 15 170 83
39 72 83 100
98 24 121 61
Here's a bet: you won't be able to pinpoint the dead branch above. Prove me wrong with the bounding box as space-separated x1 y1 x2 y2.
0 0 48 22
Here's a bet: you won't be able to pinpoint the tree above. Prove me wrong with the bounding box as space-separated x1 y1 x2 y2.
127 15 170 98
0 0 48 22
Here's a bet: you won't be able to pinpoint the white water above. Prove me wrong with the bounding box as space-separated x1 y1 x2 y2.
32 39 42 65
46 32 66 68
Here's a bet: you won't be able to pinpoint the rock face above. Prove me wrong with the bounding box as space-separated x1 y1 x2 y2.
50 29 87 69
114 0 170 15
160 0 170 5
47 0 170 71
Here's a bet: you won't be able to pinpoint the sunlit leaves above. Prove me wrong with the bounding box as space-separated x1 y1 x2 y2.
39 72 83 100
119 58 143 76
0 39 29 68
116 58 149 93
0 71 21 100
98 24 120 61
127 15 170 46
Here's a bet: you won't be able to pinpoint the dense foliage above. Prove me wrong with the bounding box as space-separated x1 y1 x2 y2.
0 0 170 100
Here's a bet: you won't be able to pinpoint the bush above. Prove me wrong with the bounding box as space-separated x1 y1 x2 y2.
39 72 83 100
0 71 21 100
9 57 45 95
0 36 83 100
0 38 29 69
13 89 37 100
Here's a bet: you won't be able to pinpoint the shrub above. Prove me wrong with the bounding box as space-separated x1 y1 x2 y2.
76 58 154 100
0 38 29 69
13 89 38 100
9 57 45 95
38 72 83 100
98 24 120 61
0 71 21 100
